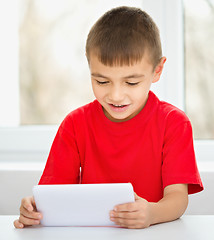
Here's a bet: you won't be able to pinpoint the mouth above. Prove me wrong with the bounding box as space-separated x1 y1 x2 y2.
111 104 127 107
108 103 130 112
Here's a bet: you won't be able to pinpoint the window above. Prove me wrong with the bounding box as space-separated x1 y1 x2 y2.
0 0 213 163
184 0 214 140
0 1 19 126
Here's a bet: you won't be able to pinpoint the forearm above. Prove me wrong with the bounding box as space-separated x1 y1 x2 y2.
149 185 189 225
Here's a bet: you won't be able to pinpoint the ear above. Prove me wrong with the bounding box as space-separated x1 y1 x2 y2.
152 57 167 83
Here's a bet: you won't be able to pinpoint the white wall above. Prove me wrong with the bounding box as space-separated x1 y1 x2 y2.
0 163 213 215
185 171 214 215
0 163 43 215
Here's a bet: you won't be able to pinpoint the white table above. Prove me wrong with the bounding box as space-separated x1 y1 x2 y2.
1 215 214 240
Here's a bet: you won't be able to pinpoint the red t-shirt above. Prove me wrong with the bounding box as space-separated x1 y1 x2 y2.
39 91 203 202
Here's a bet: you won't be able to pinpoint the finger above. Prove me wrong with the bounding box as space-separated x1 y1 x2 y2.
134 192 141 201
20 205 42 220
110 210 139 220
118 222 139 229
21 197 34 212
13 219 24 229
114 202 138 212
19 214 40 226
121 223 144 229
113 216 148 229
113 217 137 228
31 197 38 211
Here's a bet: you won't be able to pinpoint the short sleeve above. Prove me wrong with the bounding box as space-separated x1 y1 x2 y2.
162 119 203 194
39 115 81 184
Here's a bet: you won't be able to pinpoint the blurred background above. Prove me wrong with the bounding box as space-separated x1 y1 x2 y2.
0 0 214 136
18 0 214 138
184 0 214 139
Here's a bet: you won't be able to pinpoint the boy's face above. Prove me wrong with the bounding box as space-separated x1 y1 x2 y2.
89 52 166 122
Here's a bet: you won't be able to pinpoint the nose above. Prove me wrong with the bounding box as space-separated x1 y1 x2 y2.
108 85 125 103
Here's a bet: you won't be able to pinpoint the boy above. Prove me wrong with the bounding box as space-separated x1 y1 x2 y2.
14 6 203 229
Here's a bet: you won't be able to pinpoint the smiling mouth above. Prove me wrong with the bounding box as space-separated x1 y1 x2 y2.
108 103 130 112
111 104 127 108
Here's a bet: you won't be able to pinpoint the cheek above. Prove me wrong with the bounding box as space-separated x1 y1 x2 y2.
130 87 150 103
131 87 146 97
92 85 105 99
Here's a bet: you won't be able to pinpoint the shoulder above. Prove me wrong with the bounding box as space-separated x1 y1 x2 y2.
66 100 96 119
155 99 193 142
65 100 98 121
162 102 188 121
149 91 191 134
154 96 190 126
60 100 97 132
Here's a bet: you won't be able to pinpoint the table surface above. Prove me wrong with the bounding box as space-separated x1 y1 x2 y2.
1 215 214 240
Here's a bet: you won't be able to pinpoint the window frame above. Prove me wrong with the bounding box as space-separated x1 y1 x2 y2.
0 0 19 126
0 0 213 163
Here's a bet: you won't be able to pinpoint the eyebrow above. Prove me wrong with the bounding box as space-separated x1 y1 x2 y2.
91 73 109 79
123 74 145 79
91 73 145 79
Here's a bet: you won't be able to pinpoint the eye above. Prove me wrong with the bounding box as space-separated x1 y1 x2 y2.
96 80 109 85
126 82 139 86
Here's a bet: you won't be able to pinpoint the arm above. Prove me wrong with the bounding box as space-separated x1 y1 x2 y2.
109 184 188 229
150 184 188 224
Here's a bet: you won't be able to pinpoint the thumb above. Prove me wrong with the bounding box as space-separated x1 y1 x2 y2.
31 196 38 211
24 196 35 212
134 192 141 201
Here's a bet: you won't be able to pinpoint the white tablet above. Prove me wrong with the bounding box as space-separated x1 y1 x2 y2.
33 183 134 227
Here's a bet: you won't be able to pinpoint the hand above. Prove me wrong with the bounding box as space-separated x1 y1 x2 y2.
109 192 152 229
13 196 42 228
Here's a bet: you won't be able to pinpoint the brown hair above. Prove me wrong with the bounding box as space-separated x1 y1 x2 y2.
86 6 162 68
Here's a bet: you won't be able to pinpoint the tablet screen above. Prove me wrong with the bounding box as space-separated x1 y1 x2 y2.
33 183 135 226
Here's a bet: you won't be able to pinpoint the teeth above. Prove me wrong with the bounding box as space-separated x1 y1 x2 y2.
113 104 124 107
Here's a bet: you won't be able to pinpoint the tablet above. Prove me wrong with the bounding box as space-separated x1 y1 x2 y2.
33 183 134 226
